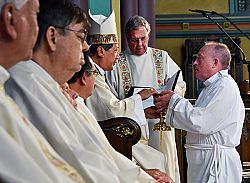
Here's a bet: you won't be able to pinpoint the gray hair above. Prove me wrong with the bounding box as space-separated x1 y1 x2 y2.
125 15 151 35
0 0 27 12
205 41 231 68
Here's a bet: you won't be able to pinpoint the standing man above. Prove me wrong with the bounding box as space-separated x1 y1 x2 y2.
154 42 244 183
0 0 85 182
107 15 185 183
5 0 173 182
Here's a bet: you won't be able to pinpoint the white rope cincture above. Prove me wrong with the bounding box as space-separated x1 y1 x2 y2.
185 143 234 183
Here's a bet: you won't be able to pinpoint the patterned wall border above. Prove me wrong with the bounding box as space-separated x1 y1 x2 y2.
156 14 250 38
156 0 250 38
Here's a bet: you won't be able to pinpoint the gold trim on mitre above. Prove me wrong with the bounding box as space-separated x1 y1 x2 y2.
88 34 118 44
88 10 118 45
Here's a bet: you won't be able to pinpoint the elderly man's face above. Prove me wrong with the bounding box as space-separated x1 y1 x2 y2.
193 45 216 81
16 0 39 61
126 26 149 56
54 22 89 83
102 43 119 71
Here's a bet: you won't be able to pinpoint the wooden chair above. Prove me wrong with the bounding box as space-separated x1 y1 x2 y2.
98 117 141 160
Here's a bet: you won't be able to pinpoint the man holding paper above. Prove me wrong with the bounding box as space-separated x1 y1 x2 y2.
106 15 186 183
154 42 244 183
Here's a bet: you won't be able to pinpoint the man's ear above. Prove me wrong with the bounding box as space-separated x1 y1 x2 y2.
80 73 87 86
96 46 105 58
2 4 17 39
213 58 219 66
46 26 57 51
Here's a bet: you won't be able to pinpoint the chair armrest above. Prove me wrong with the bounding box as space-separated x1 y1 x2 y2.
98 117 141 160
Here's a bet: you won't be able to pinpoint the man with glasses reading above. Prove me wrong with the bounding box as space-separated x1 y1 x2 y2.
106 15 186 183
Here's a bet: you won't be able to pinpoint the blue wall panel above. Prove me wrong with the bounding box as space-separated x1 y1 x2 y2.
88 0 111 16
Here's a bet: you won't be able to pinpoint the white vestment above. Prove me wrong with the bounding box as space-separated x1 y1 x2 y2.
6 60 155 183
0 66 84 183
107 47 183 183
166 70 244 183
85 64 167 172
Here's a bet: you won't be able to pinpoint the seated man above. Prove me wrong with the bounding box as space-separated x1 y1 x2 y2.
5 0 174 182
0 0 84 182
68 54 173 182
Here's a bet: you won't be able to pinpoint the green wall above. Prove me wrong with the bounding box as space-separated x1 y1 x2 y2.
88 0 111 16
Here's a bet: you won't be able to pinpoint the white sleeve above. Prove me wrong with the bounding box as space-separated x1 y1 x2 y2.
129 94 147 126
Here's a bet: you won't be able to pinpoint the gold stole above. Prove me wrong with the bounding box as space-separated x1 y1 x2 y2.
118 48 164 95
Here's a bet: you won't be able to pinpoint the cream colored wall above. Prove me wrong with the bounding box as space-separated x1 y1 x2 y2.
155 0 250 80
156 0 229 14
156 37 250 80
156 38 185 67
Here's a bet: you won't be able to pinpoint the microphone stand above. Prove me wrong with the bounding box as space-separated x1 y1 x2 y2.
201 12 247 63
189 9 250 41
210 11 250 41
199 12 250 87
208 11 250 88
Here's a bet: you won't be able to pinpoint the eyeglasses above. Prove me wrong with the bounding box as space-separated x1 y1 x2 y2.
128 36 148 44
54 26 88 44
86 70 100 77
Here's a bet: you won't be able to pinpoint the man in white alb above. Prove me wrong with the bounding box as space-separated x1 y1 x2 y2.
154 42 244 183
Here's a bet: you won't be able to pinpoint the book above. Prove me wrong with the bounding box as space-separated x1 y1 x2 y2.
159 69 181 92
128 70 182 109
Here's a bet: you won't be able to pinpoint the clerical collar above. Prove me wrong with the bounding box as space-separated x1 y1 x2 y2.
203 69 228 87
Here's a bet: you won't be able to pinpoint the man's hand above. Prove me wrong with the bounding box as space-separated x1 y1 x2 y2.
154 90 174 113
138 88 157 100
145 169 175 183
144 106 160 119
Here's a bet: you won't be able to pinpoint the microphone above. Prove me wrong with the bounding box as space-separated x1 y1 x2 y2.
199 12 248 64
209 11 250 41
189 9 250 47
189 9 215 14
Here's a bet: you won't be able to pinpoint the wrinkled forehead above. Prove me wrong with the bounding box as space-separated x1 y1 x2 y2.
0 0 27 11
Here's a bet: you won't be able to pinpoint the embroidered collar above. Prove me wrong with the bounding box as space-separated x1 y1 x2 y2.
203 69 228 87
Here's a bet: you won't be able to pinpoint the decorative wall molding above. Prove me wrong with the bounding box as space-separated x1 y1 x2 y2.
156 14 250 38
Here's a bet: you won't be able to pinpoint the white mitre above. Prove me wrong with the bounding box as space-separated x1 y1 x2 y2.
88 9 118 45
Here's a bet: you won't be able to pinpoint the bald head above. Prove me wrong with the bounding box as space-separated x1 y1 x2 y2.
193 41 231 81
205 42 231 69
